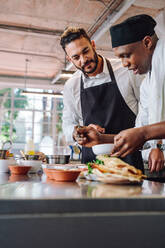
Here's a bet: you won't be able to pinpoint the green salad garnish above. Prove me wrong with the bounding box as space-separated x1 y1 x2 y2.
87 162 93 174
86 159 104 174
94 159 104 165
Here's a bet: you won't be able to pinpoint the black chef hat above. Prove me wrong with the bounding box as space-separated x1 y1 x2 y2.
110 14 156 48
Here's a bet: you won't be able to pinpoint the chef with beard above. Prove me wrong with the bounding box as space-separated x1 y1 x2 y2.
60 27 144 171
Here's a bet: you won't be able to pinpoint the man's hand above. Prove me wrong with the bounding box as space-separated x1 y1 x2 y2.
75 125 102 147
148 148 165 172
73 125 81 142
88 124 105 134
111 127 145 157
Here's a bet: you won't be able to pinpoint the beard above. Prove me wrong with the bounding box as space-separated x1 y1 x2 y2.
75 50 99 75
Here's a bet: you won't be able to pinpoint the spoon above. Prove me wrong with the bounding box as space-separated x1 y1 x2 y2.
20 150 27 160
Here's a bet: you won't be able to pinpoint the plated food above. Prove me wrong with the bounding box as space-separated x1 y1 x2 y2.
85 155 146 184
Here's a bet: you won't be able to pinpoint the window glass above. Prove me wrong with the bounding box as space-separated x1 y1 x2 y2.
34 111 51 123
0 88 64 154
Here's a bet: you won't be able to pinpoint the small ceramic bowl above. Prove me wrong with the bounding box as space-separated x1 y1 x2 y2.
44 168 81 182
92 143 114 155
18 160 41 173
9 165 31 175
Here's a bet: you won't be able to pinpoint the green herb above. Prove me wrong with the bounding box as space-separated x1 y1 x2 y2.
87 162 93 174
86 159 104 174
95 159 104 165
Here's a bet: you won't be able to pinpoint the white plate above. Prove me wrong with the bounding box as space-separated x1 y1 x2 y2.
82 169 142 185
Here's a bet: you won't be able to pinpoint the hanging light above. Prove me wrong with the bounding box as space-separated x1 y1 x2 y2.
51 54 75 84
51 69 74 84
22 90 63 98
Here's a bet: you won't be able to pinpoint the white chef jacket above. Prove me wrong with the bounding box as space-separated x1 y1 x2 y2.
62 57 144 144
136 39 165 161
136 76 165 160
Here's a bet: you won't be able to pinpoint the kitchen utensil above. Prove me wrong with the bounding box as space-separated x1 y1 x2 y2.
0 140 12 159
20 150 27 160
2 140 12 150
46 155 70 164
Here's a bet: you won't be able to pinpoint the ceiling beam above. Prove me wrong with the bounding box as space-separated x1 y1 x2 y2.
0 48 63 61
0 23 63 36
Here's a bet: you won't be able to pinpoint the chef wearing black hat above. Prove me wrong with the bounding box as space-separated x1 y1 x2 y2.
110 14 156 51
110 14 165 173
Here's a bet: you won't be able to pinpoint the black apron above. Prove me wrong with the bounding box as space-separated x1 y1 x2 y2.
80 58 144 171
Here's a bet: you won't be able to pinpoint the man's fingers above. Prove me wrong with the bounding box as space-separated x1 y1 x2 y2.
111 146 132 158
77 127 87 134
114 137 125 148
150 161 157 172
156 162 162 172
158 161 164 172
88 124 105 133
119 150 132 158
77 137 87 145
150 159 164 172
148 159 151 170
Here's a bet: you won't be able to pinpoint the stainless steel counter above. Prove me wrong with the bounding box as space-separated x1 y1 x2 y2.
0 173 165 248
0 173 164 200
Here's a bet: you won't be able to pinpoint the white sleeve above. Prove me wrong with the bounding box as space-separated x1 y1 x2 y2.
128 71 144 102
135 76 165 162
135 77 149 127
62 81 81 144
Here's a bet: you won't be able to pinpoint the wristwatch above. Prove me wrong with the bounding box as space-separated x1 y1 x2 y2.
156 143 165 151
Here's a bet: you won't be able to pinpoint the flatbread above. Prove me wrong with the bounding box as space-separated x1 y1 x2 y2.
90 155 146 183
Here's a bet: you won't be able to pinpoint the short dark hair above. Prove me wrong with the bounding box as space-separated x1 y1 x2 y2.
60 27 91 51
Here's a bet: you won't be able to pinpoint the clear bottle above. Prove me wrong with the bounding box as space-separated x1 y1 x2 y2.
25 139 35 155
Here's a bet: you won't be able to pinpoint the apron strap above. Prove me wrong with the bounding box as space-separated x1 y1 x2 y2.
105 59 116 83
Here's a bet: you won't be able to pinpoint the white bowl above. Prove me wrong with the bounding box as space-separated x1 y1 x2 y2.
92 143 114 155
0 159 9 173
18 160 42 173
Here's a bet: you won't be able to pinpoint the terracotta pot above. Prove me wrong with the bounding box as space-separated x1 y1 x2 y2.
9 165 31 175
44 168 81 182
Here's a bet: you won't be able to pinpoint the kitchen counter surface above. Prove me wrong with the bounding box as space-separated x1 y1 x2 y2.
1 173 165 248
0 173 165 214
